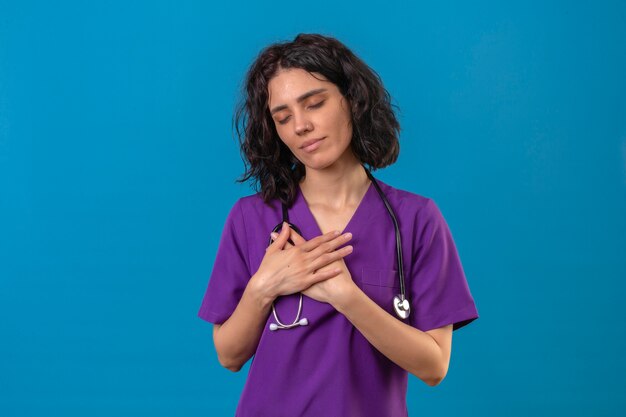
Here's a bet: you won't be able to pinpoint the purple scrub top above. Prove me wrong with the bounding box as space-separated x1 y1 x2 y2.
198 179 479 417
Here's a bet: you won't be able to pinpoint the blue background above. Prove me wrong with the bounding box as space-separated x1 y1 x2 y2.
1 1 625 416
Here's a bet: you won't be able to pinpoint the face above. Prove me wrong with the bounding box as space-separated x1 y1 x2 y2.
267 68 354 171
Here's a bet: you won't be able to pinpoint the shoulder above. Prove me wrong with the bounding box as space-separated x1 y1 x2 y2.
228 191 281 223
374 180 449 236
375 179 436 217
236 191 278 211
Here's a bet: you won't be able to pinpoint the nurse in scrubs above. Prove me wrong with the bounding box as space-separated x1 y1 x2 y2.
198 33 479 417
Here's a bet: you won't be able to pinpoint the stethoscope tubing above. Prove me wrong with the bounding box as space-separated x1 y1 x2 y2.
364 167 406 297
267 164 408 329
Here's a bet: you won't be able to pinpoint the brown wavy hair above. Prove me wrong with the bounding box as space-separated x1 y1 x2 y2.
233 33 401 206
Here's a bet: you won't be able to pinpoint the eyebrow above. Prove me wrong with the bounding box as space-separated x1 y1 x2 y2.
270 88 328 115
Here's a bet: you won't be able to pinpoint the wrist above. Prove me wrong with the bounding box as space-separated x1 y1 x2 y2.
248 273 275 311
332 282 361 314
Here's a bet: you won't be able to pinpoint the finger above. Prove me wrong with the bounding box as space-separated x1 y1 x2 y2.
267 222 290 252
300 229 343 252
272 231 295 249
308 231 352 259
310 267 342 284
308 244 353 271
288 228 306 246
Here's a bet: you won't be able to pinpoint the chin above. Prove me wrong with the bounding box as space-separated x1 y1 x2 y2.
303 157 343 172
298 145 351 171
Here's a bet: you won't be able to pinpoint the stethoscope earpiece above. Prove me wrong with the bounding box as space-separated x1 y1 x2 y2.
269 317 308 331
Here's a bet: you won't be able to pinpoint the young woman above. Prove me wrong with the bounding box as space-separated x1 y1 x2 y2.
198 33 479 417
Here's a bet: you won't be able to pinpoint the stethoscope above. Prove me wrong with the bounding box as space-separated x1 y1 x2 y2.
267 165 410 331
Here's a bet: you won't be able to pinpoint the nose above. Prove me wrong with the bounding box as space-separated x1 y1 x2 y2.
293 113 313 136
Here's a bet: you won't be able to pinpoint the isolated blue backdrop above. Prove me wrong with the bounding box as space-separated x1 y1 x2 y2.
1 1 625 416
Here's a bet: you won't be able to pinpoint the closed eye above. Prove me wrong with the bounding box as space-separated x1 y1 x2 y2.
308 100 325 109
277 100 325 125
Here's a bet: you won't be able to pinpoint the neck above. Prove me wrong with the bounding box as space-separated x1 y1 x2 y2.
299 154 371 209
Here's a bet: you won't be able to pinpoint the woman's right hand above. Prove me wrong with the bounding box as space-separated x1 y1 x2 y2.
250 222 353 305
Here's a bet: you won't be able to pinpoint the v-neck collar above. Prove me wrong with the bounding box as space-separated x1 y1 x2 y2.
291 180 376 239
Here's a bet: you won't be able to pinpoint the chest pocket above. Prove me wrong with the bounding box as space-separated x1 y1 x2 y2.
359 267 401 315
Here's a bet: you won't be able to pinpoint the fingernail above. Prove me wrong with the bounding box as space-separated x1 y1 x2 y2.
271 232 278 239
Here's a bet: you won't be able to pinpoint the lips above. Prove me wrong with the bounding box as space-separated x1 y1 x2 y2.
300 137 325 149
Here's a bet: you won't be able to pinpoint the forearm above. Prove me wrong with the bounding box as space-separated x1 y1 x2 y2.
334 287 445 386
213 274 273 372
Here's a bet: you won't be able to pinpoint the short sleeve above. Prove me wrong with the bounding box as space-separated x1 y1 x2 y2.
409 199 479 332
197 199 251 324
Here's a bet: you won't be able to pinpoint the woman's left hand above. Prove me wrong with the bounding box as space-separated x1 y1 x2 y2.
272 228 358 308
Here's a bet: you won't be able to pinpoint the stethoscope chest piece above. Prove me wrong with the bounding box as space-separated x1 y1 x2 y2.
393 295 411 320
